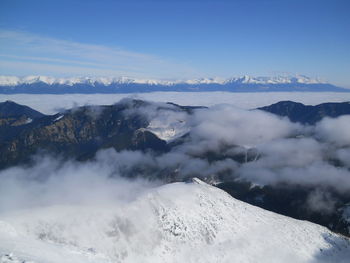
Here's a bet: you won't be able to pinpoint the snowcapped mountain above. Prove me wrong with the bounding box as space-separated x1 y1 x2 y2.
0 179 349 263
0 75 347 93
227 75 323 84
0 75 326 86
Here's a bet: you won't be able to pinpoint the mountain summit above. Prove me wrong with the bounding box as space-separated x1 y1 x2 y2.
0 179 349 263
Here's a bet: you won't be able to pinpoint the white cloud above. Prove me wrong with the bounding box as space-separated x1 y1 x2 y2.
316 115 350 147
188 105 300 149
0 30 199 79
1 96 350 201
0 150 159 213
335 148 350 168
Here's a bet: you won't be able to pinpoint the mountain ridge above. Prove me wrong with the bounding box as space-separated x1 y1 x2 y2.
259 100 350 124
0 75 347 93
0 75 326 86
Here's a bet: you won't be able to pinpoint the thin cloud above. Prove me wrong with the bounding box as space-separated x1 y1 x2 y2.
0 30 199 79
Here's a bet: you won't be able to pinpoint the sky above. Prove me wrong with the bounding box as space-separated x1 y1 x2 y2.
0 0 349 87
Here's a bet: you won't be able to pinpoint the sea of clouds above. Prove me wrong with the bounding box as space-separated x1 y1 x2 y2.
0 96 349 216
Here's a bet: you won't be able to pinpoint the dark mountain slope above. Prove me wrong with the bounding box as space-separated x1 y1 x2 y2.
0 100 44 119
259 101 350 124
0 100 45 126
0 100 168 169
0 101 47 144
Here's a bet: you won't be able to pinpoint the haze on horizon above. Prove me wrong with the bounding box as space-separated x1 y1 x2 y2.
0 0 349 88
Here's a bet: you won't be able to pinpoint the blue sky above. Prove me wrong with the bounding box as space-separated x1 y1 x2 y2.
0 0 349 87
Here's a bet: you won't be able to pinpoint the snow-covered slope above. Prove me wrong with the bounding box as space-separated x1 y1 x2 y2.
146 110 190 142
0 179 349 263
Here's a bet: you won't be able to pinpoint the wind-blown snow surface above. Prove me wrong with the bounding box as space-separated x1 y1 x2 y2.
0 179 349 263
2 92 350 114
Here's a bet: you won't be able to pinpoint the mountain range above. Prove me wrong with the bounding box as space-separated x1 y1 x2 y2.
2 99 350 170
0 75 348 93
0 100 168 170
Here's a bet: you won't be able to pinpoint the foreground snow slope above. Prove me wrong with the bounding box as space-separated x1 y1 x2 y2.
0 179 349 263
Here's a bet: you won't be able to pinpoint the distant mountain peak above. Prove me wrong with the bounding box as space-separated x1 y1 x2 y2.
225 75 323 85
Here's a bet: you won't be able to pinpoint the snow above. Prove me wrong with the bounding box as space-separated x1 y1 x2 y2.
0 76 21 86
146 110 189 142
53 115 63 122
25 118 32 124
2 92 350 115
0 180 349 263
225 75 323 84
146 123 187 142
0 75 326 86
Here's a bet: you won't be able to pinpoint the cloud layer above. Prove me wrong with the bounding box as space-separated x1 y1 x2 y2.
1 99 350 216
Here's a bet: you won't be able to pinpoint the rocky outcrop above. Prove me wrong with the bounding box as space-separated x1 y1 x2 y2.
0 100 168 169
